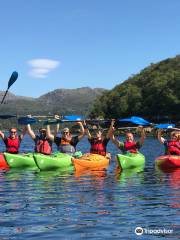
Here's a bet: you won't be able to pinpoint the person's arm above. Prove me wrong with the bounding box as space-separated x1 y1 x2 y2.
26 124 36 140
46 125 55 142
54 115 60 137
157 129 165 144
77 121 85 141
0 130 5 140
110 127 121 148
137 126 146 145
19 126 27 141
84 121 92 139
106 120 115 139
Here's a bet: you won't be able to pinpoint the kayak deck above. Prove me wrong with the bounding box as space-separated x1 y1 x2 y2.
4 153 38 169
117 152 145 170
33 153 73 170
72 153 110 171
155 155 180 169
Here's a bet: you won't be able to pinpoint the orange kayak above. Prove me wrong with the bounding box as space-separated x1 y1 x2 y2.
72 153 110 171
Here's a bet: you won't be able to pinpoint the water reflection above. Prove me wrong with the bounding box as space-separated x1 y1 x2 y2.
0 137 179 239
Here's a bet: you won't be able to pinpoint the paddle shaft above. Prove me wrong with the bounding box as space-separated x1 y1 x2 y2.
1 90 8 104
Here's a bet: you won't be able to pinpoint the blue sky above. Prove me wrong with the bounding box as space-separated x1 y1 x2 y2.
0 0 180 97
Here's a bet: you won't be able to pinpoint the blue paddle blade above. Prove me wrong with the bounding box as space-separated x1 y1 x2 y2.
18 117 37 125
118 118 132 122
8 71 18 89
0 114 16 119
118 116 150 126
62 115 84 121
131 116 150 125
154 123 175 129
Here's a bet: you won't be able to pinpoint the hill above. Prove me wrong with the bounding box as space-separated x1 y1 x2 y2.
90 55 180 122
0 87 106 116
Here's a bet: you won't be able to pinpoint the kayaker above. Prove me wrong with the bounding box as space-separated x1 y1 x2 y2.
26 124 53 155
158 130 180 155
46 122 85 155
110 125 145 154
84 122 113 157
0 127 26 154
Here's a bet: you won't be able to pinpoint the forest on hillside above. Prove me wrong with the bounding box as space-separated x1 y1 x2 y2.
90 55 180 123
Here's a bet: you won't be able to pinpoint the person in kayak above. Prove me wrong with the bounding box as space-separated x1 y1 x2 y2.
46 122 85 155
26 124 53 155
158 130 180 155
0 127 26 154
110 125 145 154
84 123 113 157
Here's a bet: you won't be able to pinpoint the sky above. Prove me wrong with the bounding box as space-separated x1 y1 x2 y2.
0 0 180 97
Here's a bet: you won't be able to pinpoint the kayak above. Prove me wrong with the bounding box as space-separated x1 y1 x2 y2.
33 152 73 171
0 153 9 170
4 153 38 170
72 153 110 171
116 152 145 170
155 155 180 170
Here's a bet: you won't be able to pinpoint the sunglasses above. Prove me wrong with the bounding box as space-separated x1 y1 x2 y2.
63 132 69 134
11 131 17 134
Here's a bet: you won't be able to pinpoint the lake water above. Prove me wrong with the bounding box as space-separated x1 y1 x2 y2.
0 136 179 239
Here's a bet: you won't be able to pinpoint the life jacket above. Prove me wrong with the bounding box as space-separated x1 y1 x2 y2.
167 141 180 155
58 137 76 155
90 138 107 156
35 138 52 155
124 141 138 153
5 137 20 154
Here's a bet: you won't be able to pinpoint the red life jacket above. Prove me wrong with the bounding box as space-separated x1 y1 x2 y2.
124 141 138 153
35 139 52 155
90 139 107 156
167 141 180 155
5 137 20 154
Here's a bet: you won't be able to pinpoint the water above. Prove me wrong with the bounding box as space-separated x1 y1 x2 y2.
0 136 179 239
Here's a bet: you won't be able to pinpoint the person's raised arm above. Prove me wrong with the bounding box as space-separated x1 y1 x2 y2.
84 121 92 139
26 124 36 140
19 126 27 141
157 129 165 144
110 126 121 148
137 125 146 145
54 115 60 137
46 125 55 142
77 121 85 141
106 120 115 139
0 130 5 140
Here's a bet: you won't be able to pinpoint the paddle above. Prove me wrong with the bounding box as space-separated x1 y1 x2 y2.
0 114 17 119
118 116 151 126
1 71 18 104
18 117 37 125
62 115 84 121
154 123 176 129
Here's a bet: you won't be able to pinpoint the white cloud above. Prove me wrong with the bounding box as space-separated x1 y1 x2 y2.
28 58 60 78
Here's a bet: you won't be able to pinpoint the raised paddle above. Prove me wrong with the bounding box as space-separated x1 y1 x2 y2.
118 116 151 126
0 114 17 119
1 71 18 104
154 123 176 129
18 116 37 125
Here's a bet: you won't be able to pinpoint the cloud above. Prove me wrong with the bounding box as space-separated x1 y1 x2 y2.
28 58 60 78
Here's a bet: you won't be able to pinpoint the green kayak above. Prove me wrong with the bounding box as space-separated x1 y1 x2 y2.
116 152 145 170
33 152 74 171
4 153 38 170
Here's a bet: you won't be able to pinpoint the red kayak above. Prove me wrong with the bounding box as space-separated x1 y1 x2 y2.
0 153 9 170
155 155 180 170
